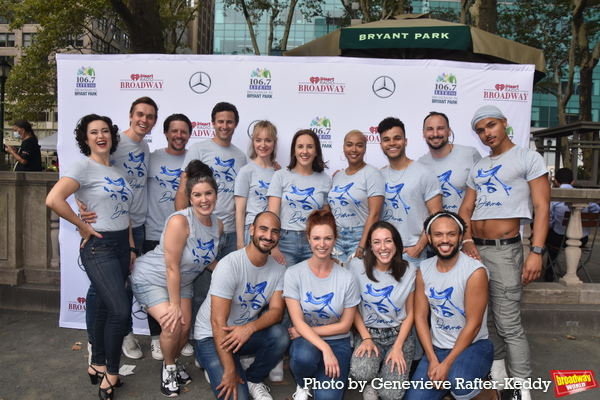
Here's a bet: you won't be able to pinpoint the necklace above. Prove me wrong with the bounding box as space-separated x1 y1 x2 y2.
489 145 514 168
389 158 411 183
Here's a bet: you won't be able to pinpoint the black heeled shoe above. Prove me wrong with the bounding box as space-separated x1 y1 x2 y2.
99 373 118 400
88 365 105 385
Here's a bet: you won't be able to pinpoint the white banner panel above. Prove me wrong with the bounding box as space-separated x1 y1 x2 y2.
56 54 534 331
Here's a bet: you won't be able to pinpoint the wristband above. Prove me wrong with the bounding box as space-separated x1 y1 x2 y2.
461 239 474 246
130 247 140 256
362 337 373 341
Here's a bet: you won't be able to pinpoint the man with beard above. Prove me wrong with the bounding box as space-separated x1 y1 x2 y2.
193 211 289 400
378 117 442 268
405 211 497 400
459 105 550 400
418 112 482 212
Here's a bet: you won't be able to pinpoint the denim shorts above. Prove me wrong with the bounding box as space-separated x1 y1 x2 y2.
132 282 193 309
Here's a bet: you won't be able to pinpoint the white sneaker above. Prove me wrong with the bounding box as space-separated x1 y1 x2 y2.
490 359 508 391
204 369 211 384
151 338 164 360
292 384 312 400
248 381 273 400
512 378 532 400
240 355 255 370
363 384 379 400
87 342 92 366
194 358 201 368
180 342 194 357
268 359 284 382
122 332 143 359
161 363 180 397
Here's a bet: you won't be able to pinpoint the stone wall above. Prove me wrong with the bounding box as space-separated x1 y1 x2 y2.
0 172 59 285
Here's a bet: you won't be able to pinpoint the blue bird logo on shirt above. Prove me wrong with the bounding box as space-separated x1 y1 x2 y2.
156 166 182 191
329 182 360 207
475 166 512 196
286 186 321 211
428 287 465 318
254 179 270 204
303 292 340 324
123 152 146 178
212 157 237 182
438 170 464 199
103 176 134 202
234 281 269 324
384 183 410 214
363 284 402 316
191 238 216 266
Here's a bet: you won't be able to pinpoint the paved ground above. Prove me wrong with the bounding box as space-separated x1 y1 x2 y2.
0 309 599 400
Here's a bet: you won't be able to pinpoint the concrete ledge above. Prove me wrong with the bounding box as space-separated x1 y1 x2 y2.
521 303 600 336
0 283 60 313
523 282 600 304
0 268 25 286
24 268 60 285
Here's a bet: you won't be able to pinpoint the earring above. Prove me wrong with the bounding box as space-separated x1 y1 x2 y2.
340 151 347 161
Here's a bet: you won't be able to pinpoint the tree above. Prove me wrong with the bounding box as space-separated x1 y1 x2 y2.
338 0 407 26
2 0 202 120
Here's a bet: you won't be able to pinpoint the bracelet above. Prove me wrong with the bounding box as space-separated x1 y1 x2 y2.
362 337 373 341
461 239 474 245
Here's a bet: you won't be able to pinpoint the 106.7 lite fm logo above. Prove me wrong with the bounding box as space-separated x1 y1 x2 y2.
309 117 333 149
247 68 273 99
75 66 98 97
432 73 458 105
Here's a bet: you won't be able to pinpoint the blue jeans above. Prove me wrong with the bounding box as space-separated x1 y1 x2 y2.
278 229 312 267
333 226 363 265
289 336 352 400
194 324 289 399
80 229 131 375
350 326 415 400
404 339 494 400
476 240 531 379
86 226 143 343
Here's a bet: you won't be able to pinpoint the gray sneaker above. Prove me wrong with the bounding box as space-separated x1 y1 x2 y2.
363 384 379 400
176 361 192 385
122 332 143 359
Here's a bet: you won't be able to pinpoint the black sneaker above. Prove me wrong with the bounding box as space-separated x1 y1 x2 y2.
176 361 192 385
161 363 180 397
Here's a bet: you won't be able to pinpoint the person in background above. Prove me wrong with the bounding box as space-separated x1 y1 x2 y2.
46 114 134 400
545 167 600 281
328 130 384 265
144 113 193 360
284 210 359 400
5 119 43 171
348 221 416 400
132 160 222 397
268 130 332 267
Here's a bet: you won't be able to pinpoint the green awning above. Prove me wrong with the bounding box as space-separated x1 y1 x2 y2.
340 26 471 50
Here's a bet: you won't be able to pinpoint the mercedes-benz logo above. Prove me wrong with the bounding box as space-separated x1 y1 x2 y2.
247 120 261 138
189 72 211 94
372 76 396 98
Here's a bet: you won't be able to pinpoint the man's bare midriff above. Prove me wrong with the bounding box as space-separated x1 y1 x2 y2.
471 218 521 240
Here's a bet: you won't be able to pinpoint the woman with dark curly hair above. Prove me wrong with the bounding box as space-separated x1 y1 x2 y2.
46 114 134 400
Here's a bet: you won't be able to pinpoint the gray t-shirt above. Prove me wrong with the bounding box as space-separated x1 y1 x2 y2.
110 132 150 228
420 252 489 349
348 258 416 329
64 157 132 232
380 161 442 247
267 169 332 231
283 260 360 340
194 248 285 340
145 148 187 241
328 164 384 228
131 209 220 288
182 140 247 233
418 144 482 212
466 145 547 224
234 160 275 225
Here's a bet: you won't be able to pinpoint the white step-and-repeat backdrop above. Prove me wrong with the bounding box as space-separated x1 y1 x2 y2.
56 54 534 331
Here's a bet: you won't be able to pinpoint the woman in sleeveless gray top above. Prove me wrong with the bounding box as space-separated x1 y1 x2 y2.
131 160 222 397
46 115 134 399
